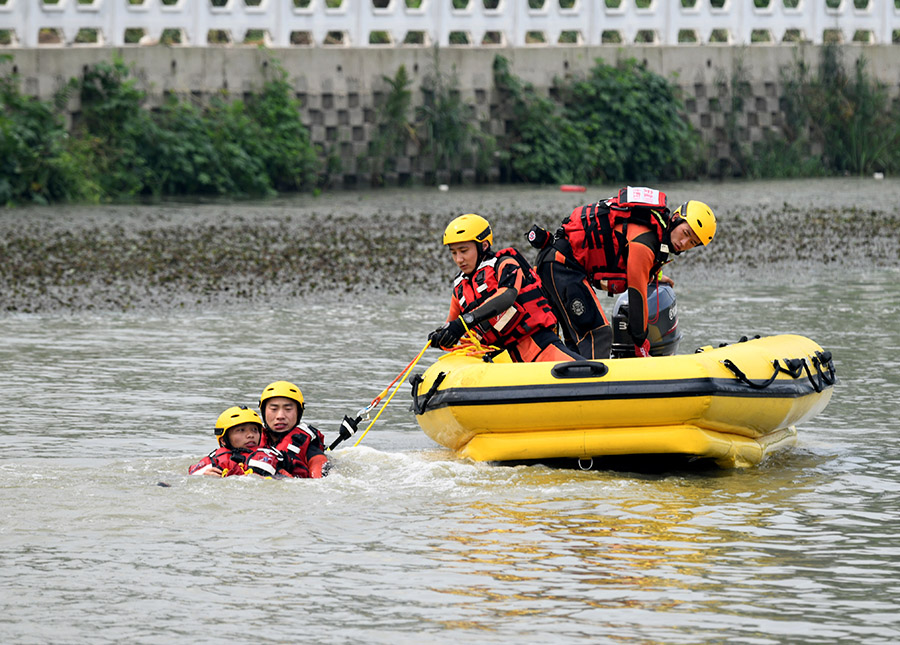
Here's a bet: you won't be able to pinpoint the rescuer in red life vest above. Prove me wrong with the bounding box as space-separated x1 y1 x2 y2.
258 380 358 478
531 187 716 360
188 406 284 477
428 214 582 363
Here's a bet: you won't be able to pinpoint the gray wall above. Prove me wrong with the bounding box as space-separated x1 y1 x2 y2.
6 45 900 184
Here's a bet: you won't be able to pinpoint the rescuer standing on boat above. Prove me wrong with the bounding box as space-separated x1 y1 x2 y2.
530 187 716 359
428 214 582 363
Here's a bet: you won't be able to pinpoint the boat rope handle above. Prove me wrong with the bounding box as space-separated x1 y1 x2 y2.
814 350 836 385
798 360 821 393
793 350 836 394
717 335 761 348
808 350 836 392
722 350 836 393
721 359 782 389
410 371 447 415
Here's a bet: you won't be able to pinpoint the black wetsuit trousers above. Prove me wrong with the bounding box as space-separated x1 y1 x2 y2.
536 256 612 360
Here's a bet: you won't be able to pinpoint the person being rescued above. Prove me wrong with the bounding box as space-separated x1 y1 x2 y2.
188 406 285 477
529 186 716 360
258 380 359 478
428 214 582 363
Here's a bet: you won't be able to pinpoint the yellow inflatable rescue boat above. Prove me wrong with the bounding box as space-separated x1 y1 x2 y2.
411 335 836 468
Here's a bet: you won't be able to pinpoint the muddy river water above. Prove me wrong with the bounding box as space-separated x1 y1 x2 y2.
1 178 899 643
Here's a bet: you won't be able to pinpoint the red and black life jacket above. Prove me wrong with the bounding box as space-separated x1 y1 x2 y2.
452 247 557 347
188 446 282 477
268 423 325 479
561 187 673 293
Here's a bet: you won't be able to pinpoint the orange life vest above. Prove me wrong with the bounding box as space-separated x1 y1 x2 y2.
561 187 673 293
452 247 557 347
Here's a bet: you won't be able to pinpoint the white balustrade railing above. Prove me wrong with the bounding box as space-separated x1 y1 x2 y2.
1 0 898 48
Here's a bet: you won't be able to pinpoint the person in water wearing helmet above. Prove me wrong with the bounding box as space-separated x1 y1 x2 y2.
530 187 716 359
428 214 582 363
258 380 359 478
188 406 284 477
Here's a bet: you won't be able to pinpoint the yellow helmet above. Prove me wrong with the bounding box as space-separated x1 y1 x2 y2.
259 380 305 415
214 406 263 447
442 214 493 247
672 200 716 246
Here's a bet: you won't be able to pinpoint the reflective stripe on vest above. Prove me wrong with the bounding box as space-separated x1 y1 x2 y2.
452 248 557 347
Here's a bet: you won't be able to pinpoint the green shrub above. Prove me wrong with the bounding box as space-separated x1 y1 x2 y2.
245 60 319 191
146 97 273 197
811 46 899 174
749 44 900 177
417 47 495 182
492 55 592 184
365 65 415 185
72 55 320 199
77 57 157 197
559 58 701 182
0 56 99 205
494 55 701 184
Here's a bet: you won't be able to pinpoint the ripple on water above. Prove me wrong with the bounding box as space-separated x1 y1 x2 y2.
2 218 900 642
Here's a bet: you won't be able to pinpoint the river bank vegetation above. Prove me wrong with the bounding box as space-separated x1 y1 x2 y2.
1 44 899 206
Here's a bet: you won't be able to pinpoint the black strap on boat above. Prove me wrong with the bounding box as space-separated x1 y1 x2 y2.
805 350 836 393
722 350 836 393
721 359 782 390
410 372 447 415
814 350 836 385
784 350 836 394
798 359 821 393
718 335 760 348
780 358 806 379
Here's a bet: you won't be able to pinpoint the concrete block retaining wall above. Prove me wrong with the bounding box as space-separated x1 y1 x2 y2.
5 45 900 185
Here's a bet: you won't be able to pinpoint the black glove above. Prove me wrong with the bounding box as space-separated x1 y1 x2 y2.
527 224 551 249
428 317 466 349
339 415 360 439
328 415 362 451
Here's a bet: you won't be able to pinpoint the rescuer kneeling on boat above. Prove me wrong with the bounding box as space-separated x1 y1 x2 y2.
530 187 716 359
428 214 582 363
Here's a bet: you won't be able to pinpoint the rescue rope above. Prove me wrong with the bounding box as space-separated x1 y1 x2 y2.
348 341 431 448
407 319 500 416
451 317 501 358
